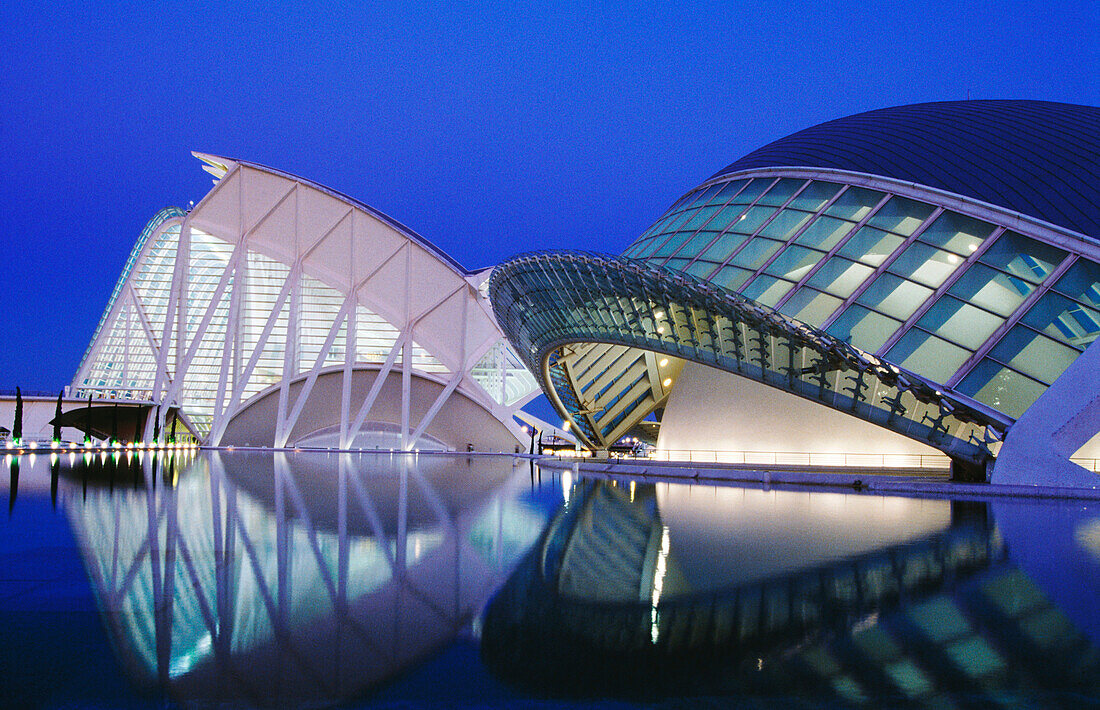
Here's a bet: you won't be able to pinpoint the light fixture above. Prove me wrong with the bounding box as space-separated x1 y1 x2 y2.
654 310 664 319
663 378 672 387
659 357 668 367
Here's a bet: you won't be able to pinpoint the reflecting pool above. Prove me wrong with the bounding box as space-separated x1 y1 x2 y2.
2 451 1100 707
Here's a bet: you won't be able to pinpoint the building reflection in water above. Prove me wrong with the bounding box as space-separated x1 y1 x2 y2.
482 479 1100 705
63 451 548 707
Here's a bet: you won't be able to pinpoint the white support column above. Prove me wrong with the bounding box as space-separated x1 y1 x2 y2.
401 246 412 450
275 260 302 446
342 331 407 449
277 297 353 447
340 301 357 447
151 219 188 406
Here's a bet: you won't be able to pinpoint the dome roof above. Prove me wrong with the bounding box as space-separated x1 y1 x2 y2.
714 100 1100 240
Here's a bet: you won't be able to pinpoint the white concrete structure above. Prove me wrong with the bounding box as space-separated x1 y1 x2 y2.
73 155 538 450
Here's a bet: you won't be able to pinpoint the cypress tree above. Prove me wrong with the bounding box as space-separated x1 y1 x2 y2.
169 413 177 445
152 406 160 446
53 391 63 444
13 387 22 445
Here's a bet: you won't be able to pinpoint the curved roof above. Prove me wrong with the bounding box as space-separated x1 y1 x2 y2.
713 100 1100 240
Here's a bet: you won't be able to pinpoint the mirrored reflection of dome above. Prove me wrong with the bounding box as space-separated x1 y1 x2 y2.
482 480 1100 705
65 452 549 707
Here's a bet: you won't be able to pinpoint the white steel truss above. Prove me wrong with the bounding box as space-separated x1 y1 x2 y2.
73 155 538 447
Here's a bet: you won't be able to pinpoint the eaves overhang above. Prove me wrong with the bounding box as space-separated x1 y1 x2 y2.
489 251 1012 466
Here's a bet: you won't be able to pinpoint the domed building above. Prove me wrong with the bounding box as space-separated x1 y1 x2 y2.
490 101 1100 485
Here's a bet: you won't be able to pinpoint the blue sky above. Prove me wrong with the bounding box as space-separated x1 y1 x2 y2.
1 1 1097 389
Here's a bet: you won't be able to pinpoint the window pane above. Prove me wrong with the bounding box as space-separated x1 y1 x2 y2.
796 216 856 251
988 325 1078 384
979 231 1066 284
742 275 794 307
956 359 1046 419
838 226 905 266
918 211 995 255
729 238 785 271
1053 258 1100 310
866 196 935 236
705 206 749 233
788 181 841 212
756 178 806 207
947 263 1034 317
685 260 717 279
807 257 874 298
1020 292 1100 349
758 209 813 240
728 178 772 207
687 184 724 208
886 331 970 383
765 245 822 282
652 232 692 258
711 265 753 291
889 241 963 288
707 179 749 205
728 206 778 235
915 296 1003 350
697 234 750 264
779 288 843 327
826 306 901 353
675 231 720 261
664 257 690 272
856 273 933 320
679 205 720 232
825 187 884 221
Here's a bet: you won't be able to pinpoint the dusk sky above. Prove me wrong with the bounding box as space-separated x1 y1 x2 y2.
1 1 1097 391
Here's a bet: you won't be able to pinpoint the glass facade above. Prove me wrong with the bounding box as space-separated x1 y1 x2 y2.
623 173 1100 420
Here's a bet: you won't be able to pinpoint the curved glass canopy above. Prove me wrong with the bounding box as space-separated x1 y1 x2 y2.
490 251 1010 467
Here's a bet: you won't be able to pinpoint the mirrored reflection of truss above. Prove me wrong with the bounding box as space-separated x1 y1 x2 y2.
490 251 1011 466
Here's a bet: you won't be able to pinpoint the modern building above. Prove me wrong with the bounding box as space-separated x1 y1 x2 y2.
73 154 539 452
490 101 1100 485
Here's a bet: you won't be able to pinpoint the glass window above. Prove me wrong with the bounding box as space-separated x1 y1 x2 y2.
728 206 778 235
742 275 795 307
866 196 935 236
765 245 822 282
946 263 1034 317
918 211 994 255
915 296 1003 350
838 226 905 266
707 179 749 205
885 330 970 383
756 178 807 207
779 288 843 327
697 234 751 265
796 216 857 251
687 184 724 209
856 273 933 320
758 209 813 240
705 206 750 234
826 306 902 353
679 205 720 232
1053 258 1100 310
685 260 717 280
664 257 690 272
979 232 1066 284
652 232 693 258
711 265 753 291
988 325 1078 384
727 178 772 207
824 187 884 222
729 238 785 271
788 181 842 213
1020 292 1100 349
807 257 874 298
676 231 720 261
956 359 1047 418
889 241 963 288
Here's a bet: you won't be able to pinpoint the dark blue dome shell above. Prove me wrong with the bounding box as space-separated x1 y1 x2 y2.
714 100 1100 240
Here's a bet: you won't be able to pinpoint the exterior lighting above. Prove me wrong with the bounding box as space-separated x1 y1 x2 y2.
947 253 959 264
663 378 672 387
562 421 571 431
28 441 37 449
657 326 665 334
653 310 664 319
968 243 978 252
659 357 668 367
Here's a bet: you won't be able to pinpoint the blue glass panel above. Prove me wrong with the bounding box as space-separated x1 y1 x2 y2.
955 359 1046 419
1052 258 1100 310
728 206 779 235
855 273 932 320
824 186 884 221
888 241 963 288
788 181 841 212
838 226 905 266
778 287 843 326
764 245 822 281
758 208 813 240
826 305 901 353
711 265 753 291
742 275 794 307
918 212 995 255
914 296 1002 350
946 264 1033 317
807 256 874 298
756 178 807 207
696 233 751 265
706 178 749 205
729 237 784 270
978 232 1066 284
1020 292 1100 349
987 325 1078 385
885 330 969 383
795 215 856 251
865 196 935 236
